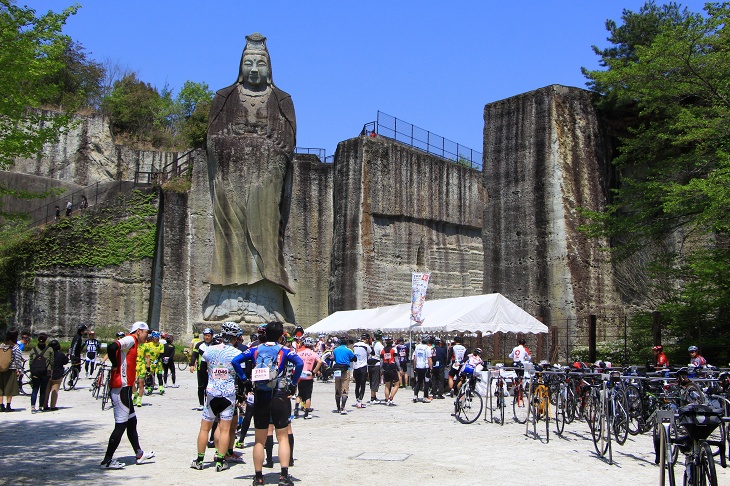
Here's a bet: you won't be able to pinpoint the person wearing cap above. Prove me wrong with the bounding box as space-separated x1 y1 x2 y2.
295 337 322 419
191 328 214 411
653 345 669 368
100 321 155 469
352 333 372 408
688 346 707 368
83 330 101 379
69 324 88 378
162 334 177 388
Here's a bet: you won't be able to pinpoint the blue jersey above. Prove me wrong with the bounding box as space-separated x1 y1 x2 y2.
234 342 304 387
333 345 355 368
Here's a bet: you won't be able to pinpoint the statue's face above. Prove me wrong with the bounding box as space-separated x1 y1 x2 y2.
241 53 270 88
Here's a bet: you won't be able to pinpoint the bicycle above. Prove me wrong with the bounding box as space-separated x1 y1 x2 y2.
512 373 530 424
90 363 110 400
62 357 81 391
177 348 190 371
488 367 509 425
526 370 551 443
658 404 725 486
589 371 629 464
17 358 32 396
100 366 112 411
453 366 484 424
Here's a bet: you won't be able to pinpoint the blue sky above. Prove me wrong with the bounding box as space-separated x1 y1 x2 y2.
29 0 710 157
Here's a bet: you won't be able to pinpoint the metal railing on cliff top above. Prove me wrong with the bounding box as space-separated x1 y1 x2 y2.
363 111 483 171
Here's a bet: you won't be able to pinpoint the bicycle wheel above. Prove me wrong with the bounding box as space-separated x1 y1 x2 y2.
564 385 576 424
544 394 550 443
555 385 566 436
656 424 676 486
625 384 643 436
698 442 718 486
63 367 78 391
513 385 529 424
498 391 505 426
18 371 31 396
681 382 705 405
101 375 111 411
455 387 483 424
613 390 629 446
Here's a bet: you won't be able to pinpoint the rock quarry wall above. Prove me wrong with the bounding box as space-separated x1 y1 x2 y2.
482 85 620 328
330 136 486 311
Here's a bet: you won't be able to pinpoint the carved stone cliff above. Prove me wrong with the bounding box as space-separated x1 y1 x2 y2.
482 85 621 326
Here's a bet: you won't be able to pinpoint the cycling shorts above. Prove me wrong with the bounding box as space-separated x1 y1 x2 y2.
253 389 291 430
111 386 136 424
202 395 235 422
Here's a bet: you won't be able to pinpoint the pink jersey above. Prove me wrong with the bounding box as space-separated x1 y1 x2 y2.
297 348 319 380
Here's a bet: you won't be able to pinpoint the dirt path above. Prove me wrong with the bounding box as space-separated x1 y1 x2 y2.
1 369 727 485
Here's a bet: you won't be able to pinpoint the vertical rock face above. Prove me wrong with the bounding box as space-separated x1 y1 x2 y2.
330 136 486 312
284 155 334 326
483 85 620 325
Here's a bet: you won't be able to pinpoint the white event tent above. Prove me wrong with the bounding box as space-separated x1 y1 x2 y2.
304 293 548 336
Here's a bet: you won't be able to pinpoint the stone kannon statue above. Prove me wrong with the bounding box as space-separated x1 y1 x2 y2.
204 33 296 322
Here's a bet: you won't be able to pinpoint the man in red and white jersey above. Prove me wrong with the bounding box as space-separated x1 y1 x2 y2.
100 321 155 470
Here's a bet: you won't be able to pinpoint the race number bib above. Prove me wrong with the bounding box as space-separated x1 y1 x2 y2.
212 367 229 380
246 394 255 405
334 370 342 378
251 367 270 382
301 370 312 378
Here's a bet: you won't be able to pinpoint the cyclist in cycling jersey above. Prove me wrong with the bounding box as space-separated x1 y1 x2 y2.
447 336 467 397
232 321 303 486
295 337 322 419
191 328 214 411
83 331 100 378
100 321 155 469
688 345 707 368
191 322 245 472
395 338 409 388
412 336 433 403
69 324 88 375
381 336 399 405
509 339 531 378
352 333 372 408
133 337 148 407
653 345 670 368
162 334 176 387
369 330 385 404
144 332 165 395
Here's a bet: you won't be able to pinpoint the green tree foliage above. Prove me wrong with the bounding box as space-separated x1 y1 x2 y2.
37 40 105 110
0 1 79 168
176 81 213 148
582 2 730 362
103 73 167 141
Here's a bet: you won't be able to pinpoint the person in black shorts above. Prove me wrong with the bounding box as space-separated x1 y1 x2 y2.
381 336 400 405
234 321 303 486
162 334 176 387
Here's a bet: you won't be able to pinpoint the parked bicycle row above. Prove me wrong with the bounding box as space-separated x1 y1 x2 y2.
450 362 730 485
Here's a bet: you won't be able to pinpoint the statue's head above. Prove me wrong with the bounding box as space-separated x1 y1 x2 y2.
238 32 272 89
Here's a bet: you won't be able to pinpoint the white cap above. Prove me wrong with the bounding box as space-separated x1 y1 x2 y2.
130 321 149 333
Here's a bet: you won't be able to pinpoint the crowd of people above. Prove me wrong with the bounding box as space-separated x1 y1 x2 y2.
0 320 718 486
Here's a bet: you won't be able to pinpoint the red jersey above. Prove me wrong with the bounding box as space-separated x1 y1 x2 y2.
656 352 669 368
381 345 398 368
110 335 138 388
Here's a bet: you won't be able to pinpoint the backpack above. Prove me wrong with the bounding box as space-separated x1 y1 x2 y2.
0 345 12 372
30 346 50 378
252 345 285 391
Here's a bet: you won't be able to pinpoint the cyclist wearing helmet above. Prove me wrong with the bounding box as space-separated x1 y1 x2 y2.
352 333 372 408
412 336 433 403
191 328 215 410
688 346 707 368
380 336 399 405
162 335 176 387
653 345 669 368
368 330 385 404
144 332 165 395
191 322 245 472
447 336 467 397
83 330 101 378
295 337 322 419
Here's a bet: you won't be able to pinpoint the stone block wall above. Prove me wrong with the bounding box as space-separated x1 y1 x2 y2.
482 85 620 327
330 136 487 312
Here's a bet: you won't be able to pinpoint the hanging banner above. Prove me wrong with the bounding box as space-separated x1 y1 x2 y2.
410 272 431 325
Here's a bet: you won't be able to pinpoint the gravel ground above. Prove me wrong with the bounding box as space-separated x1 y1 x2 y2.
1 369 728 486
